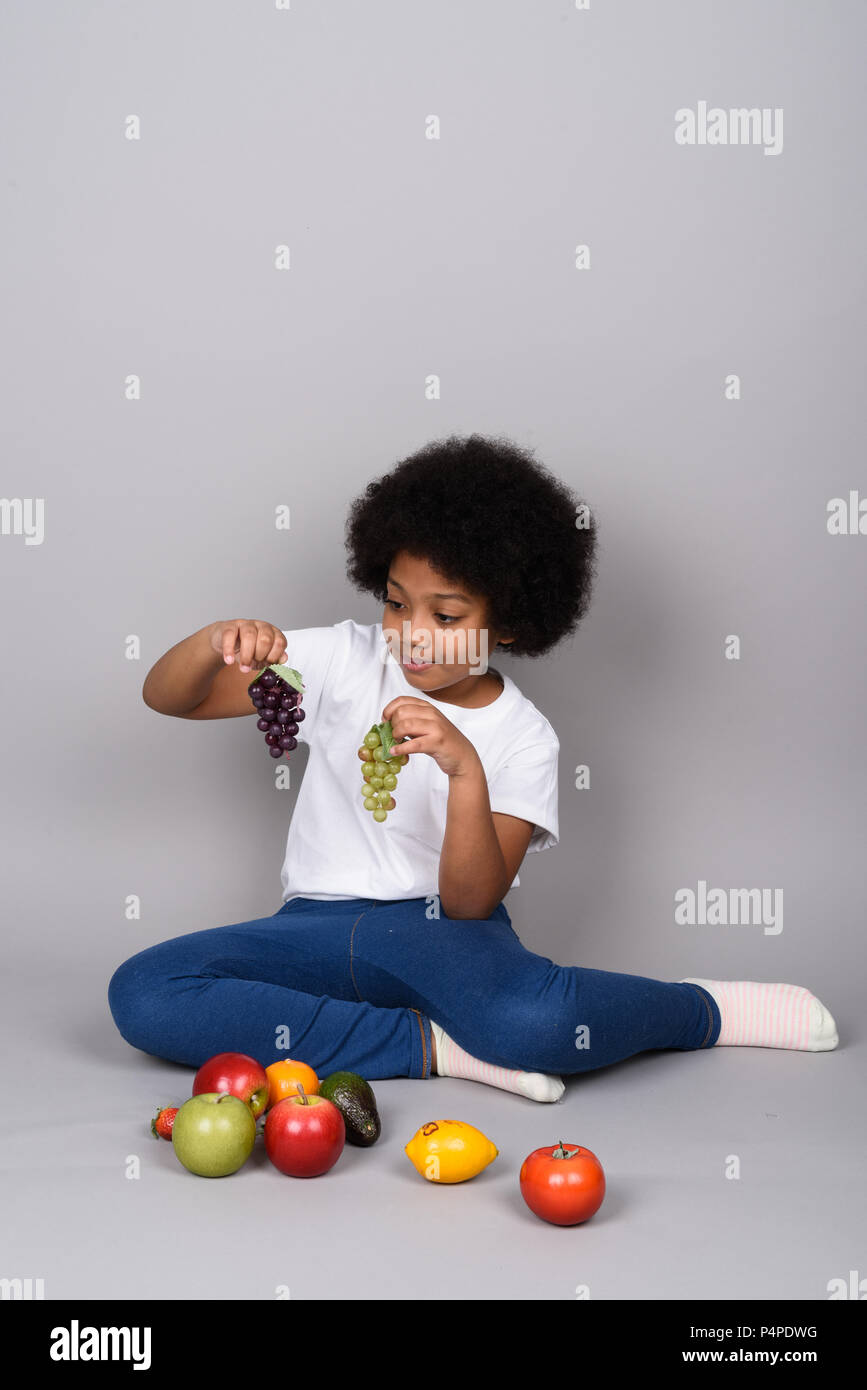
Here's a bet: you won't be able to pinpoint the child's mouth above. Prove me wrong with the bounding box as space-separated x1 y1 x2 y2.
403 658 434 671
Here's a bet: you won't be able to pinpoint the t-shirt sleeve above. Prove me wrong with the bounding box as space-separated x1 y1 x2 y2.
487 736 560 853
278 624 345 744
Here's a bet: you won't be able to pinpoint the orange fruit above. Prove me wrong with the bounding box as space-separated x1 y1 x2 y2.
265 1058 320 1108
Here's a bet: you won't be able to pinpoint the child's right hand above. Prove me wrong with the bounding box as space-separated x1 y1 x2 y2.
209 619 288 674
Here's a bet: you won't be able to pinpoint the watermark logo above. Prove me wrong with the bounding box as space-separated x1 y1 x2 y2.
827 491 867 534
275 762 291 791
827 1269 867 1299
380 622 490 674
0 497 44 545
675 880 783 935
49 1321 151 1370
1 1277 45 1300
675 102 783 156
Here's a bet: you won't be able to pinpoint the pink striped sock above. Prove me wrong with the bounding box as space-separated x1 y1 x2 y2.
680 979 838 1050
429 1019 564 1101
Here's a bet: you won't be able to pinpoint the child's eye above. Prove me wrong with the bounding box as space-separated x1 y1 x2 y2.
386 599 457 624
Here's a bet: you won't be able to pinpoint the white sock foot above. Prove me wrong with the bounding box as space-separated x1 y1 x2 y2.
429 1019 565 1102
680 978 838 1051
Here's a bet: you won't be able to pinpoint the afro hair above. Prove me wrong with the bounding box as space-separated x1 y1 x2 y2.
344 433 598 658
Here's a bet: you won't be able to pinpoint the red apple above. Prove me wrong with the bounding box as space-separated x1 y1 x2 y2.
192 1052 269 1119
264 1085 345 1177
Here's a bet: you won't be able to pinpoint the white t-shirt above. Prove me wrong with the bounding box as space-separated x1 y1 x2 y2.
277 618 559 904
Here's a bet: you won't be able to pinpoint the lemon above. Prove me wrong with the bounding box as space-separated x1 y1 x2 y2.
404 1119 498 1183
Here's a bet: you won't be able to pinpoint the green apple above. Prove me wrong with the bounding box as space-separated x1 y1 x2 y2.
171 1092 256 1177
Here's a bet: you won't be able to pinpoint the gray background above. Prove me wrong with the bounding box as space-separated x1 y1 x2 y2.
1 0 864 1303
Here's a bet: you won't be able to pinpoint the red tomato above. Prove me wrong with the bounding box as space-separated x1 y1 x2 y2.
519 1141 605 1225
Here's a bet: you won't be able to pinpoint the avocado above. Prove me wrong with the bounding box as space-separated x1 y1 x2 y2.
318 1071 381 1147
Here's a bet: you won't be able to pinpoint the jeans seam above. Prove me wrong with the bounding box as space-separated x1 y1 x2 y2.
685 982 714 1047
410 1008 428 1077
349 907 373 1002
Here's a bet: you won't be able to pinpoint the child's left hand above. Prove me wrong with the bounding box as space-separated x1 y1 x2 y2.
381 696 480 779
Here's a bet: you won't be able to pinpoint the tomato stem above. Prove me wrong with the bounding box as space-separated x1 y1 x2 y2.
553 1140 581 1159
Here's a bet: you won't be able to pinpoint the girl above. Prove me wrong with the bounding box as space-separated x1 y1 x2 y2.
108 434 838 1102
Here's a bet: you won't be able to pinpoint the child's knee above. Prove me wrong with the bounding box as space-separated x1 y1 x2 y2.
107 955 154 1049
495 991 585 1072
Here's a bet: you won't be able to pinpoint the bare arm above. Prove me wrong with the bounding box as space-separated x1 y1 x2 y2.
142 619 288 718
437 762 535 919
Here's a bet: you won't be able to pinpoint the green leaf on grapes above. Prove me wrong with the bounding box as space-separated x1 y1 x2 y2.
247 662 305 694
376 720 395 758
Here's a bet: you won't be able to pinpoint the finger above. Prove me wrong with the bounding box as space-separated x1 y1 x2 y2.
222 623 241 663
391 736 420 755
238 621 262 671
391 709 436 741
393 722 424 742
385 701 435 730
382 695 423 720
254 628 279 668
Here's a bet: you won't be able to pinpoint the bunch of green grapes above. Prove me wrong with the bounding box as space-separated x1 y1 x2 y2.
358 720 409 822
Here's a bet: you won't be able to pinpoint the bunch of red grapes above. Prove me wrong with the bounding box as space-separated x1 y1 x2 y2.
248 667 305 760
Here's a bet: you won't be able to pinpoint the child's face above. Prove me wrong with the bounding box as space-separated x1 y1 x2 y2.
380 549 512 692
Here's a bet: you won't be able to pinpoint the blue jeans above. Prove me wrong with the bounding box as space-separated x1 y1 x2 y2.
107 896 721 1079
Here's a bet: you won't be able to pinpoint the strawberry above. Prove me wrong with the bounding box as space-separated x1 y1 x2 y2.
151 1105 179 1140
